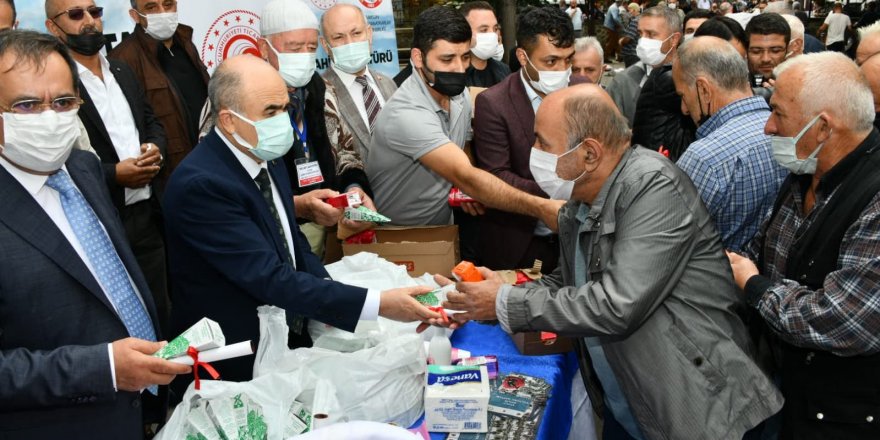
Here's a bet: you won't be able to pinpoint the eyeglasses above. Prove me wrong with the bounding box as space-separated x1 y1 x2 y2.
52 6 104 21
0 97 84 114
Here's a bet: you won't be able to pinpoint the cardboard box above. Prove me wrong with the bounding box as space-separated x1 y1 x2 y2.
425 365 490 433
511 332 574 356
341 225 459 276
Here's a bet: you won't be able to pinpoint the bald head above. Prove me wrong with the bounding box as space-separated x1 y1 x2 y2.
320 2 373 54
861 55 880 112
677 36 750 92
541 84 631 151
857 22 880 65
321 4 366 36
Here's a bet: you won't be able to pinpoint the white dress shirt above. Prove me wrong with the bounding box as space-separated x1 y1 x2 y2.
331 65 387 131
77 55 150 206
215 128 381 321
0 155 152 391
520 71 555 237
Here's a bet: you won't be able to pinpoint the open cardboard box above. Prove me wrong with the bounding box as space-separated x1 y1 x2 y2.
341 225 460 277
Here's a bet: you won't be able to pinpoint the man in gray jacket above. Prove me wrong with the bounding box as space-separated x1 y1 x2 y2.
445 84 783 439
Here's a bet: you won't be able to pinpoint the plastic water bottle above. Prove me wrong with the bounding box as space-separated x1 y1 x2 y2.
428 327 452 366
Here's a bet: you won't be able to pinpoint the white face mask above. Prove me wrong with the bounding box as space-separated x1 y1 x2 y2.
1 110 80 173
684 33 694 42
267 40 316 88
471 32 500 61
771 115 825 175
139 11 178 41
667 2 678 9
491 42 505 61
529 143 586 200
524 53 571 95
636 35 673 67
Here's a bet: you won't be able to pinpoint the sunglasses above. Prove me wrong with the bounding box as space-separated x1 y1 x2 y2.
52 6 104 21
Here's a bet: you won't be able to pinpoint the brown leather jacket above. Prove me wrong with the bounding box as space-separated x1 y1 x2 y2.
109 24 209 182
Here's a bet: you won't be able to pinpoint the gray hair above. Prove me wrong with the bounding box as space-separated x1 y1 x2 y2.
774 52 875 132
782 14 804 42
678 37 750 91
207 62 243 124
641 5 683 35
859 19 880 39
564 92 632 151
574 36 604 61
719 1 732 13
764 0 793 14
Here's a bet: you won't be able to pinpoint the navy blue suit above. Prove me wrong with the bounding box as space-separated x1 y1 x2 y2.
0 150 163 438
163 129 368 383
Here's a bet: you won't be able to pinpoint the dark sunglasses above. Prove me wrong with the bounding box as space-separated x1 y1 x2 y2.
52 6 104 21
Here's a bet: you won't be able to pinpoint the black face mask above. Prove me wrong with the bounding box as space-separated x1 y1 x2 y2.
422 62 467 97
695 86 711 126
64 30 105 56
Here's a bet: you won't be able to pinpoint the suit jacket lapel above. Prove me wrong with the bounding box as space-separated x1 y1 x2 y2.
0 163 115 315
508 74 536 143
77 84 118 162
327 69 372 152
108 61 143 136
66 155 161 326
374 72 397 101
208 132 293 267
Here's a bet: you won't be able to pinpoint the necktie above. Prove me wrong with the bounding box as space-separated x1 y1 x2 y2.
355 75 381 132
46 170 158 394
253 168 304 334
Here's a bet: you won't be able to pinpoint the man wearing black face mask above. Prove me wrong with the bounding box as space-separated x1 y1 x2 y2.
672 37 787 251
45 1 172 350
366 6 565 233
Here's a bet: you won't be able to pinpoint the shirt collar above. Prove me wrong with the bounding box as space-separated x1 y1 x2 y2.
579 146 635 230
214 127 267 180
333 65 375 89
75 53 110 77
817 128 880 193
0 154 68 196
520 70 543 114
696 95 769 139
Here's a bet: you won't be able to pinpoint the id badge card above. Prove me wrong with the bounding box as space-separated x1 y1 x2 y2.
295 157 324 188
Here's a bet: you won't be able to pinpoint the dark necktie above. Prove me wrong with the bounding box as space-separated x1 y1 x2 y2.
254 168 304 333
355 75 381 132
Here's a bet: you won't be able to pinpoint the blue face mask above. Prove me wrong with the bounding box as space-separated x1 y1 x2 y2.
331 40 372 74
229 110 294 161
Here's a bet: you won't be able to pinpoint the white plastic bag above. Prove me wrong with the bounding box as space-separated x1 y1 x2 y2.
254 306 427 428
156 370 341 440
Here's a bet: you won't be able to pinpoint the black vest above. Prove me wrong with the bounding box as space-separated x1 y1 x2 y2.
763 130 880 440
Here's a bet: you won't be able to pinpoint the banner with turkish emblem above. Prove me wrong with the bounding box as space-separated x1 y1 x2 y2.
15 0 400 76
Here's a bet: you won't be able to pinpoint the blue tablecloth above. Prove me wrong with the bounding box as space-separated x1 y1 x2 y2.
427 322 579 440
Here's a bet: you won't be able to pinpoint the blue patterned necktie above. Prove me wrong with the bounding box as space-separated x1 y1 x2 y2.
46 170 158 394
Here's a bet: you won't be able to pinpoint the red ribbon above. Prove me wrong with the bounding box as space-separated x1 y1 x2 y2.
187 346 220 390
427 306 449 324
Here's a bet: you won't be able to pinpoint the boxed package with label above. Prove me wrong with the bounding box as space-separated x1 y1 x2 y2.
510 332 574 356
425 365 490 433
342 225 459 276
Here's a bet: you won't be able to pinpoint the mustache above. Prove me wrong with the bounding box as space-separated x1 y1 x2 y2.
80 26 101 34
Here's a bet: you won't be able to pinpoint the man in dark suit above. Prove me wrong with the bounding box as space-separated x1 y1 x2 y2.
45 0 171 334
0 30 189 438
471 7 575 273
163 54 441 385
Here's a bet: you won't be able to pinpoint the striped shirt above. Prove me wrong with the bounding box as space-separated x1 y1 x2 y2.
677 96 788 251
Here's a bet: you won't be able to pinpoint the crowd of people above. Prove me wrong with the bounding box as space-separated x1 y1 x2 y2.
0 0 879 438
